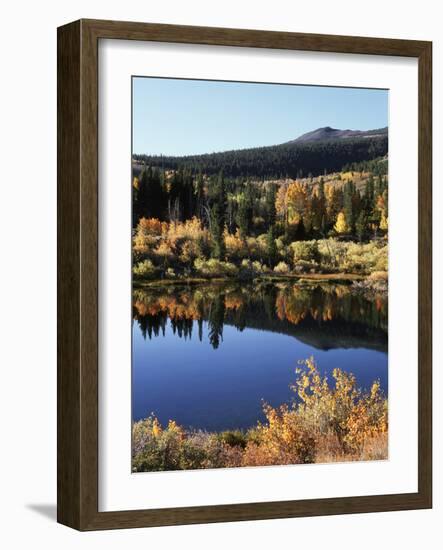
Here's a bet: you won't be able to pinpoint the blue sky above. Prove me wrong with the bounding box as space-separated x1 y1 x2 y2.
132 77 388 156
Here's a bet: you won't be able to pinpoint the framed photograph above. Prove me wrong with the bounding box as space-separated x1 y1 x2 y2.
57 19 432 530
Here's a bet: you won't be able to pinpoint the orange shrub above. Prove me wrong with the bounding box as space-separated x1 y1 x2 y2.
132 357 388 471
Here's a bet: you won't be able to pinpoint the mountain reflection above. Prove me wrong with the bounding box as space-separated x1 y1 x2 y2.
133 282 387 352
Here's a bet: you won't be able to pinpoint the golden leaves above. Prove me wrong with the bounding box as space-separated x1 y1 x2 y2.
334 211 349 234
132 357 388 471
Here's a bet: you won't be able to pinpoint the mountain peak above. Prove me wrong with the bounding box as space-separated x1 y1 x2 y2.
290 126 387 144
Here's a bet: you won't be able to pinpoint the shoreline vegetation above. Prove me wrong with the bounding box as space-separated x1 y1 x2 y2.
133 271 387 294
132 357 388 472
133 228 388 288
133 272 367 286
132 161 388 293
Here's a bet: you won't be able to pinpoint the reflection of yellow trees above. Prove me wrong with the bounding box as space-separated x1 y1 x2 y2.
275 283 359 326
224 294 245 311
134 293 201 321
132 357 388 472
133 282 387 331
276 291 307 325
133 286 249 323
322 306 333 322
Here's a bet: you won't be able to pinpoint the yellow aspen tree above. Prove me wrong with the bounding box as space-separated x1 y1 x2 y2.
275 184 289 223
286 181 307 224
334 211 349 234
326 184 342 223
379 212 388 231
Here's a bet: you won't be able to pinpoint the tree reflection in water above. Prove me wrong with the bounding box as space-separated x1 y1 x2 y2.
133 282 387 353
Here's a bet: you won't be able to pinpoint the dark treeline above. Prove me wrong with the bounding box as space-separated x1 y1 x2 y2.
133 135 388 180
342 156 388 176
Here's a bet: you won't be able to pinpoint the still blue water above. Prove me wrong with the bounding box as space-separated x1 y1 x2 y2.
132 282 388 432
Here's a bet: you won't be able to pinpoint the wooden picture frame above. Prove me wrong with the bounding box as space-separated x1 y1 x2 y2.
57 18 432 530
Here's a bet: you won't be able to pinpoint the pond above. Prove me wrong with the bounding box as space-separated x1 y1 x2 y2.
132 281 388 432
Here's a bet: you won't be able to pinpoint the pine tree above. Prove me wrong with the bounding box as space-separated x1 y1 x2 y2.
266 225 277 267
326 185 343 226
244 180 254 231
265 183 277 227
294 217 306 241
343 180 354 232
209 171 226 259
132 177 140 227
355 211 366 242
194 172 205 219
313 177 327 233
210 204 225 259
208 294 225 349
150 167 166 219
364 176 375 214
136 164 166 221
320 214 327 237
236 194 249 241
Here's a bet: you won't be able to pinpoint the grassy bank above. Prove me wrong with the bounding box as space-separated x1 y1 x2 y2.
132 272 369 290
132 357 388 472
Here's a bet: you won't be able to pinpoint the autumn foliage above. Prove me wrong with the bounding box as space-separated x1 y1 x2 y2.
132 215 388 280
132 161 388 281
132 357 388 471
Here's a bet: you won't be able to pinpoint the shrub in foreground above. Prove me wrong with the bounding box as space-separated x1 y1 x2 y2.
132 357 388 471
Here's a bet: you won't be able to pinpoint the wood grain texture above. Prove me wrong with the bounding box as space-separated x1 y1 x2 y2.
57 19 432 531
57 20 81 529
82 18 429 57
417 41 432 506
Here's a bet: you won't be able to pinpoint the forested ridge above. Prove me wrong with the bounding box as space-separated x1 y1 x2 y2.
133 132 388 179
